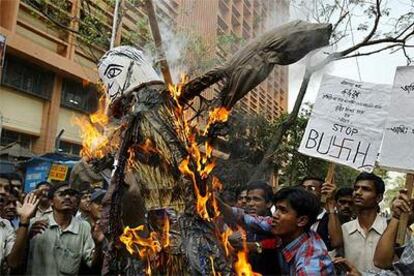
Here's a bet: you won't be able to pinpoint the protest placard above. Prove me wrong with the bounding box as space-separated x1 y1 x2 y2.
378 66 414 173
299 74 392 171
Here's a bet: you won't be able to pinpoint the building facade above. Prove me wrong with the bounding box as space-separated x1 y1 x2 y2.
0 0 176 156
177 0 289 121
0 0 288 158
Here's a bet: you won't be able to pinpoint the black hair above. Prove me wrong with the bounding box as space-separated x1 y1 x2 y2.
246 180 273 202
300 176 324 186
220 190 236 204
48 182 70 199
335 187 354 201
236 187 247 198
35 181 52 190
273 187 320 230
354 172 385 195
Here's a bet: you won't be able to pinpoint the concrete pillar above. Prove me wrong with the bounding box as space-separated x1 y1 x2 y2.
33 76 62 154
0 0 20 32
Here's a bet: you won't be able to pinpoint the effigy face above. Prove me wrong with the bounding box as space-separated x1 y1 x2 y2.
98 46 162 104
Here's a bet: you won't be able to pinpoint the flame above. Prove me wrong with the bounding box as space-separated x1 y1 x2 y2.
212 176 223 191
204 107 230 135
90 95 109 127
72 94 110 159
179 157 210 220
233 228 260 276
162 215 170 249
235 251 256 276
168 74 232 221
120 225 162 259
220 228 234 257
210 256 221 276
138 139 160 155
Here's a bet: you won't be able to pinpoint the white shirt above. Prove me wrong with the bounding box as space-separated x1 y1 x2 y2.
0 218 15 266
342 213 387 273
311 209 326 232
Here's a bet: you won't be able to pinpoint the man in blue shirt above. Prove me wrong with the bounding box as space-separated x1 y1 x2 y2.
272 187 335 275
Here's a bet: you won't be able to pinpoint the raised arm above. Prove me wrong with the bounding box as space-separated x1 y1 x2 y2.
374 190 411 269
7 193 39 268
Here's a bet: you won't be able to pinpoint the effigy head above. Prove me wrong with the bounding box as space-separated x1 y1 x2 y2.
98 46 162 104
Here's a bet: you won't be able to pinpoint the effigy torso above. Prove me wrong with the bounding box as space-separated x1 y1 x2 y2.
112 82 190 213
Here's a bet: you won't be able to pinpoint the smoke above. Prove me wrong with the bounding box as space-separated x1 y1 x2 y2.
158 21 190 83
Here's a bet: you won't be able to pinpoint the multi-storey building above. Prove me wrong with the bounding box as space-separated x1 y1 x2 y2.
0 0 178 157
177 0 289 121
0 0 288 159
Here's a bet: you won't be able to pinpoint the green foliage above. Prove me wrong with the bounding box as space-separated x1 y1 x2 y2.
383 175 406 209
217 34 246 53
214 105 361 192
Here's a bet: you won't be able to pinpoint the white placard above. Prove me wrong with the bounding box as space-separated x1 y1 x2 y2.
299 74 392 171
379 66 414 173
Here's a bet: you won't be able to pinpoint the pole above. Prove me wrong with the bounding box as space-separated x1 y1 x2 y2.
396 173 414 245
110 0 121 49
144 0 173 86
321 162 336 203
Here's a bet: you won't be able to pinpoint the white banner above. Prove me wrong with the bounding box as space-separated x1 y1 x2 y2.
379 66 414 173
299 74 392 171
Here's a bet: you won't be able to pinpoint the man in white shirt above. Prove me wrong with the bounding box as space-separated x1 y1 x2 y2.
342 172 386 273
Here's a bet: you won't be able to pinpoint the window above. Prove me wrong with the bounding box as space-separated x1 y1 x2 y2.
59 141 81 156
1 55 54 99
61 78 98 113
0 129 36 150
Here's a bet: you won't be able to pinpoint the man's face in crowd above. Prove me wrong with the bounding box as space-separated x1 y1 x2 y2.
90 201 103 221
2 195 17 221
236 190 247 209
301 179 322 200
52 186 78 213
353 180 381 210
246 188 271 216
36 184 51 205
271 200 308 239
79 192 91 213
336 195 353 219
0 177 10 196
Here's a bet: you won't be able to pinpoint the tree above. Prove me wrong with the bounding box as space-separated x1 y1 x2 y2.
214 106 360 194
383 174 406 209
251 0 414 180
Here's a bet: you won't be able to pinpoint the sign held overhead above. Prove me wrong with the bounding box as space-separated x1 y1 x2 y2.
379 66 414 173
299 74 392 171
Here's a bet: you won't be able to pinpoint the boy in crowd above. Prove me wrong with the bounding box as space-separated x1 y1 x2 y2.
89 189 106 226
335 187 354 224
300 177 343 251
224 180 279 275
235 188 247 209
76 188 92 221
341 172 387 273
219 184 335 275
334 188 413 275
33 181 52 219
272 187 335 275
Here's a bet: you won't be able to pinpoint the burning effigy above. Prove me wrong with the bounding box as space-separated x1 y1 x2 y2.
72 20 332 275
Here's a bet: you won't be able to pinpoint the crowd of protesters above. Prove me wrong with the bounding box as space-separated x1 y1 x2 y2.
0 171 413 275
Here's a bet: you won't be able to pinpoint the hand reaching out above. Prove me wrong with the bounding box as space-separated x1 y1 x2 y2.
16 193 39 224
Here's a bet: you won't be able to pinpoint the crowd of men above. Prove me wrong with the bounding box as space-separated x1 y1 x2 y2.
0 171 413 275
